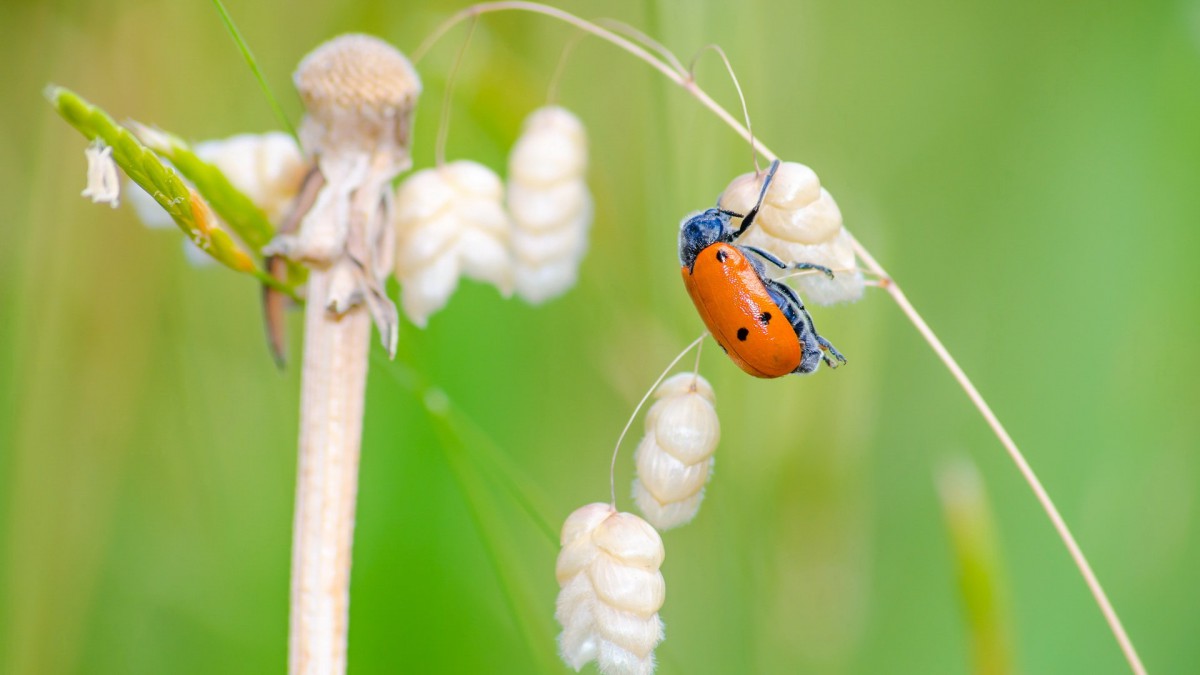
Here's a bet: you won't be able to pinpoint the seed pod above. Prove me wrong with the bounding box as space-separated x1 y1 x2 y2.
633 372 719 530
719 161 864 305
392 160 513 327
555 503 666 675
507 106 592 304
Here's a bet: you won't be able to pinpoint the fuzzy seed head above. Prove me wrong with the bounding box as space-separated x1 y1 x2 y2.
294 33 421 156
633 373 719 530
555 503 666 674
720 161 864 305
507 106 592 304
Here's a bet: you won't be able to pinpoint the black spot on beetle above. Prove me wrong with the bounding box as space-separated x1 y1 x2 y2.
715 249 728 263
759 311 772 324
736 327 749 341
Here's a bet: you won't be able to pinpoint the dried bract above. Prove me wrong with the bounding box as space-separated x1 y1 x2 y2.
556 503 666 675
266 33 421 356
632 372 719 530
392 160 513 327
720 161 864 305
507 106 592 303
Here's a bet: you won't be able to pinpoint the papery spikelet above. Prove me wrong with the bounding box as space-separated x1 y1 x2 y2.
507 106 592 303
633 373 719 530
192 132 307 223
393 160 513 326
720 161 864 305
555 503 666 675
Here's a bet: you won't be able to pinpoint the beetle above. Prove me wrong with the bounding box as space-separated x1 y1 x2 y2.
679 159 846 378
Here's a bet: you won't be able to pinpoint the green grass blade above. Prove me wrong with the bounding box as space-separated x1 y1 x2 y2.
46 86 298 299
937 458 1017 675
209 0 299 142
131 123 275 250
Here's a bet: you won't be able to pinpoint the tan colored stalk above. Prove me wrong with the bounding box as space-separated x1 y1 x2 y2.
291 271 371 673
420 5 1146 673
270 34 421 675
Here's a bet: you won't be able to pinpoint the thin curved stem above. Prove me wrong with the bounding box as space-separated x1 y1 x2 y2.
690 43 761 173
416 4 1147 673
609 334 707 507
435 15 478 168
847 233 1145 675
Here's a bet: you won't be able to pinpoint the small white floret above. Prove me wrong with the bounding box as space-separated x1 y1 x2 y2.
81 141 120 208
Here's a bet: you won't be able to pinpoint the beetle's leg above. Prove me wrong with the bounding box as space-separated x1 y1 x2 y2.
730 159 782 240
789 261 836 279
742 246 836 280
767 278 845 372
765 279 822 374
743 245 787 269
817 335 848 368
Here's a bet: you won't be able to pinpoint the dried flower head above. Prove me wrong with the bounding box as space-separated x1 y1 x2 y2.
720 161 864 305
81 140 120 207
507 106 592 303
556 503 666 675
266 33 421 356
633 372 719 530
392 160 513 327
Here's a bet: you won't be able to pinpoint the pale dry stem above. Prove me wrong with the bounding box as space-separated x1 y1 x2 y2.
290 268 371 675
420 4 1147 673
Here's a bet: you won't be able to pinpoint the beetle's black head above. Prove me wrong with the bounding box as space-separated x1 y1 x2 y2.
679 208 734 268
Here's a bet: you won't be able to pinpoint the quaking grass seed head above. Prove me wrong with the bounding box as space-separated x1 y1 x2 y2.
392 160 513 327
720 161 864 305
555 503 666 675
633 373 719 530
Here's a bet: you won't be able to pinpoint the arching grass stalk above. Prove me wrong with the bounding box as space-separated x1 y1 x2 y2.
417 4 1146 673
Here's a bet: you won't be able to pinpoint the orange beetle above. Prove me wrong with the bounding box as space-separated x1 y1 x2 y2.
679 160 846 377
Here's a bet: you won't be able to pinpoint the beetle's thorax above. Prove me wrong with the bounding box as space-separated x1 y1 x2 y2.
678 208 733 268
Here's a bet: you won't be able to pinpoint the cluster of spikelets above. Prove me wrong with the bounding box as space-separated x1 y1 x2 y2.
632 373 719 530
555 503 666 675
719 161 864 305
553 371 720 674
393 105 592 325
123 105 592 324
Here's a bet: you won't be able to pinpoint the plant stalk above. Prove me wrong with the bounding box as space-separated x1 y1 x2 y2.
289 267 371 675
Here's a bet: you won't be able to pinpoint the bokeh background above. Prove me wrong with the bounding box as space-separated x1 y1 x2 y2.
2 0 1198 673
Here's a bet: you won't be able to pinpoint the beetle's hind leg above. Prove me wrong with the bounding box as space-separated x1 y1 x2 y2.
816 335 847 369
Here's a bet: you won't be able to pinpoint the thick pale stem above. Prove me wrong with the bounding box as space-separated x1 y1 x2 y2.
289 267 371 675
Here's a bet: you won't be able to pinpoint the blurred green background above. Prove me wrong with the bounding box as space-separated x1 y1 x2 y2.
2 0 1198 673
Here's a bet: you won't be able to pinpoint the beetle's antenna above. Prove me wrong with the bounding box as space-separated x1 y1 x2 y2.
436 15 479 168
690 44 761 173
610 333 708 507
